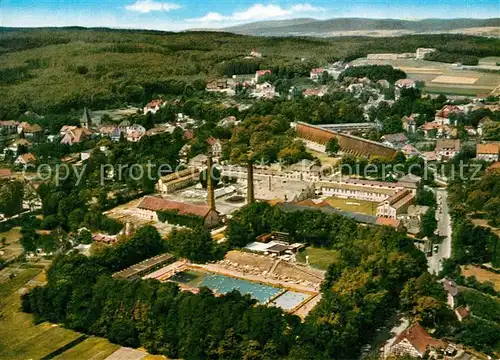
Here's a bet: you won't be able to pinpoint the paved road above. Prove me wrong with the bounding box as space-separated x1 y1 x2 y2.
427 188 452 274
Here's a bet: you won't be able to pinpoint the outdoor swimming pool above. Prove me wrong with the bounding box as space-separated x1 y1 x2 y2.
270 291 310 310
200 273 282 303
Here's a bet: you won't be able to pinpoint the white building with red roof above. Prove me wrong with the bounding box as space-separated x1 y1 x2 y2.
310 68 324 80
254 69 272 82
391 323 446 358
143 99 165 115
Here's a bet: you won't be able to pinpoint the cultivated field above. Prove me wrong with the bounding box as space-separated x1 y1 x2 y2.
0 265 128 360
324 196 377 215
460 265 500 292
350 58 500 96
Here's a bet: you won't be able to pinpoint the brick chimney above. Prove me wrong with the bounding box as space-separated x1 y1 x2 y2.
207 155 216 211
247 160 255 204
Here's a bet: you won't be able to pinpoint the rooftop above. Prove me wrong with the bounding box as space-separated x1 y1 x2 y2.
477 142 500 155
137 196 211 218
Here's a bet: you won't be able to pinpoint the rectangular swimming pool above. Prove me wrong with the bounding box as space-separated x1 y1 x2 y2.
199 273 282 303
168 270 311 309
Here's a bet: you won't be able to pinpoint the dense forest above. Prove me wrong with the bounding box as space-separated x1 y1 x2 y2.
1 28 499 116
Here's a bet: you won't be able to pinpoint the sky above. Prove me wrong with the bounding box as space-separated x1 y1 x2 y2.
1 0 498 30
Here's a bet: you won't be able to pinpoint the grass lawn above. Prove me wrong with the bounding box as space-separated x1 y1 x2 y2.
306 149 339 167
53 336 120 360
324 196 377 216
296 247 339 270
0 227 23 262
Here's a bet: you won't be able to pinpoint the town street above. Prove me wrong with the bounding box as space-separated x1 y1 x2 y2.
427 188 452 274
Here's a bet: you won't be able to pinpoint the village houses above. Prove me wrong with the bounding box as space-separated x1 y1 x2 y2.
14 153 37 169
143 99 165 115
254 69 272 82
310 68 324 80
476 142 500 162
436 139 461 160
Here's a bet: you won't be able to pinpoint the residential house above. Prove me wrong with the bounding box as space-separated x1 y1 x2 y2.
251 82 277 99
421 121 441 139
421 151 438 164
0 120 19 134
395 78 417 99
391 323 445 358
60 127 93 145
486 161 500 173
249 48 262 58
255 69 272 82
400 205 430 235
17 122 42 138
376 189 414 219
477 116 494 137
143 99 165 115
401 144 420 157
0 168 12 179
455 306 470 322
381 133 409 149
136 196 222 228
126 124 146 143
14 153 37 168
183 129 194 140
310 68 324 80
218 116 239 127
435 105 463 126
442 278 460 308
207 137 222 157
436 139 461 160
476 142 500 162
402 114 418 134
6 138 32 155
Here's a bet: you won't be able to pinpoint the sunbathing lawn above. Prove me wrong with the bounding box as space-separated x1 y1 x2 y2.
53 336 120 360
296 247 339 270
324 196 377 216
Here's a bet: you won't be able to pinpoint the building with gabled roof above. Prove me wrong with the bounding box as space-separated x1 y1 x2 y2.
391 323 446 358
436 139 461 160
14 153 37 168
255 69 271 82
476 142 500 162
376 189 415 219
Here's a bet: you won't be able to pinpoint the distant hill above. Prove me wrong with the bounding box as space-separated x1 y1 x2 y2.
222 18 500 37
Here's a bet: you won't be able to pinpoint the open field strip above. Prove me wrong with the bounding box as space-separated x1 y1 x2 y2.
431 75 478 84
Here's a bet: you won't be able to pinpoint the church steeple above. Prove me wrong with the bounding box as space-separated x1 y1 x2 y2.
82 107 92 129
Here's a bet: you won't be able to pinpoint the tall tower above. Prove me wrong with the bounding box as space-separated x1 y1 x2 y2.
207 155 216 211
247 160 255 204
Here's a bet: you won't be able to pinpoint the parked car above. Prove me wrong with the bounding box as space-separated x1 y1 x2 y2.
433 244 439 254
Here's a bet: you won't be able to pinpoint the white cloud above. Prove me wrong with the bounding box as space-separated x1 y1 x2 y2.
187 3 324 24
125 0 182 13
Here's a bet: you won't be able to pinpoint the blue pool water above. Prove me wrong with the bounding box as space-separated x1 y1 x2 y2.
199 273 282 303
270 291 309 310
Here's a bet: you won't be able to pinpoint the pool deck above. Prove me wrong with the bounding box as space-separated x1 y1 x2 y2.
189 263 319 294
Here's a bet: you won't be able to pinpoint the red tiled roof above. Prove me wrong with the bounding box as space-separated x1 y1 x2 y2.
487 161 500 172
206 136 219 146
146 99 164 108
137 196 211 218
184 130 194 140
0 120 19 126
0 168 12 178
455 306 470 319
393 323 445 355
256 70 271 76
376 217 400 227
436 105 463 118
436 139 460 151
310 68 324 74
395 78 415 87
422 122 441 131
477 143 500 155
